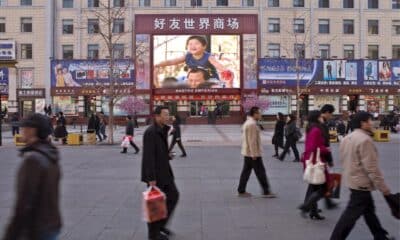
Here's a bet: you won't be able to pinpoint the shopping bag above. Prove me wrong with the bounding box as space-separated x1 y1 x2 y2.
120 136 131 148
303 148 326 185
142 186 167 223
326 173 342 199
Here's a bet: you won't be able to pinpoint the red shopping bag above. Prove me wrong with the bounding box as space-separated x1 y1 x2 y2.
143 186 167 223
326 173 342 199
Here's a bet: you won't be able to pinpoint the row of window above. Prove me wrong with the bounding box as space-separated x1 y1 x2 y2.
267 44 400 59
62 44 126 59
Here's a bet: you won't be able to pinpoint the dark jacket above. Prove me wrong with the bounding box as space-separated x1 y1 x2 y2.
125 120 134 136
272 120 285 147
141 123 174 185
3 141 62 240
172 121 181 138
285 121 297 139
87 116 96 132
322 118 333 165
54 116 67 138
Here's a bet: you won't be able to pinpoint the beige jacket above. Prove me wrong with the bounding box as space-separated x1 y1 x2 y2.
340 129 390 194
241 117 262 158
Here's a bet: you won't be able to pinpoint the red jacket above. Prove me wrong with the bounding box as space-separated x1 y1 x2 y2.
302 126 330 170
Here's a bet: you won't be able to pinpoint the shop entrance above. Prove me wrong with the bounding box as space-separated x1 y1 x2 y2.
190 101 208 117
20 100 34 117
163 101 178 116
84 96 96 117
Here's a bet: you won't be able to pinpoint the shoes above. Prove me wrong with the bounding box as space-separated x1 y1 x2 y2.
298 205 308 218
325 201 338 210
134 150 140 154
149 234 169 240
309 212 325 220
121 150 127 154
272 154 278 158
180 154 187 157
238 192 252 198
262 192 277 198
278 156 284 161
160 228 174 236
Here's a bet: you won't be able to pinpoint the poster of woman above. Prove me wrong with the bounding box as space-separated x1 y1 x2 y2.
378 61 392 81
364 60 378 81
345 62 357 80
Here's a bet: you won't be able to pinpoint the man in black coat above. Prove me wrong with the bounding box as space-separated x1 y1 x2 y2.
141 106 179 240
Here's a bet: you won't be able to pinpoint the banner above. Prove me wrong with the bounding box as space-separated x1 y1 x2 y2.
0 67 8 94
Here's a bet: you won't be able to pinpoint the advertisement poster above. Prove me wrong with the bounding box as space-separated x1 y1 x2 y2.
101 95 150 116
50 60 134 88
21 69 33 88
0 67 9 94
392 60 400 81
323 60 337 80
313 96 340 114
336 60 346 79
364 60 378 81
378 61 392 81
153 35 240 89
136 34 151 89
35 99 46 114
259 95 290 115
345 62 357 81
242 34 258 89
53 96 78 115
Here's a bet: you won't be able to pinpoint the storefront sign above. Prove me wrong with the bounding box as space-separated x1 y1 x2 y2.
0 40 16 60
154 88 241 95
154 94 240 101
51 87 136 96
0 67 8 94
17 88 45 98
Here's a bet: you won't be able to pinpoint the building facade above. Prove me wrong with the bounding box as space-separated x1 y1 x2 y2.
0 0 399 123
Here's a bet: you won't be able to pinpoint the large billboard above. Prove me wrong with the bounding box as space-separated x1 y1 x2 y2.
0 67 9 94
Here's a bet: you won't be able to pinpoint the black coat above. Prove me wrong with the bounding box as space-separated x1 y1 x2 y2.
172 122 181 138
141 123 174 185
272 120 285 147
87 116 96 131
322 119 333 165
125 120 134 136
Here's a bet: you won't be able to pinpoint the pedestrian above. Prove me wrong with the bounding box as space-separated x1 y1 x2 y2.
168 115 187 157
134 114 139 128
121 115 140 154
298 110 331 220
278 114 300 162
99 112 107 141
87 113 96 133
272 112 285 158
330 111 395 240
141 106 179 240
237 106 276 198
54 112 67 144
94 113 102 142
2 113 62 240
10 112 20 136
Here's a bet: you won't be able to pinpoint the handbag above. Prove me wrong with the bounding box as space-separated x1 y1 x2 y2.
142 186 168 223
120 136 131 148
303 148 326 185
326 173 342 199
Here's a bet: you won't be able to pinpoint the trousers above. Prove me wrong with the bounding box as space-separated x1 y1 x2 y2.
237 157 271 194
169 136 186 155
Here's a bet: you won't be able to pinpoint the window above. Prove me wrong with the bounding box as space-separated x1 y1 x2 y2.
20 44 32 59
139 0 151 6
62 45 73 59
368 45 379 59
88 19 99 34
368 20 379 35
319 44 330 59
216 0 228 6
63 0 73 7
0 0 6 6
114 0 124 7
319 19 329 34
268 43 280 58
242 0 254 6
319 0 329 8
343 19 354 34
88 0 99 7
293 0 304 7
112 44 124 59
393 45 400 59
62 19 73 34
21 18 32 32
393 0 400 9
268 0 279 7
165 0 176 6
112 18 124 33
268 18 280 33
293 18 304 33
88 44 99 59
294 44 305 58
393 20 400 35
343 45 355 59
20 0 32 5
343 0 353 8
368 0 378 9
0 18 5 33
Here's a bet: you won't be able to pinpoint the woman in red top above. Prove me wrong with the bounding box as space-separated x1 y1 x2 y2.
299 110 331 220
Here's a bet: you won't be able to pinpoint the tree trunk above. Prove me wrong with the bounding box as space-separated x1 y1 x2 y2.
296 58 301 127
108 98 114 144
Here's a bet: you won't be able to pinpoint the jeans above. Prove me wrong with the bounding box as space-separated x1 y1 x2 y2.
40 230 60 240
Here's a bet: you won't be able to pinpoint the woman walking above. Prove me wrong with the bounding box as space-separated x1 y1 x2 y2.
169 115 187 157
54 111 68 144
272 112 285 158
298 110 331 220
278 114 300 162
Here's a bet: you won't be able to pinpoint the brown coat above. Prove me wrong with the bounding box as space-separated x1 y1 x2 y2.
339 129 390 194
241 117 262 158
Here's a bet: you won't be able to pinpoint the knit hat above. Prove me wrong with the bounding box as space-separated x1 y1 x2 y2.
20 113 52 139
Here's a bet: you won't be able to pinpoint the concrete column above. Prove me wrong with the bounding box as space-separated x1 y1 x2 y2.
341 95 348 111
45 0 55 104
388 95 394 111
78 96 85 114
7 67 18 113
308 95 315 111
291 95 297 111
358 95 366 111
96 96 102 112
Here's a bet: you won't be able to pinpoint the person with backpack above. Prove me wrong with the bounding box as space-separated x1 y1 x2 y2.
278 114 300 162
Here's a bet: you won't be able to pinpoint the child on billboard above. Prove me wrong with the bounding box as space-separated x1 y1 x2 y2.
154 35 234 88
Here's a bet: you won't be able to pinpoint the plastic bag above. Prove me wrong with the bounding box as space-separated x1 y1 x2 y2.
121 136 131 148
142 186 167 223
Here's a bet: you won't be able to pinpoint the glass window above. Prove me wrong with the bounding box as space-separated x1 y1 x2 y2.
293 0 304 7
268 43 280 58
114 0 124 7
293 18 304 33
368 20 379 35
112 44 124 59
63 0 73 8
294 44 305 58
392 20 400 35
21 17 32 32
88 44 99 59
368 0 378 9
268 0 279 7
343 19 354 34
216 0 228 6
268 18 280 33
112 18 124 33
20 0 32 5
343 44 355 59
319 44 330 59
88 0 99 7
319 19 329 34
20 44 32 59
139 0 151 6
62 45 73 59
0 0 7 6
0 18 5 33
242 0 254 6
393 0 400 9
343 0 353 8
62 19 73 34
165 0 176 6
393 45 400 59
88 19 99 34
368 45 379 59
319 0 329 8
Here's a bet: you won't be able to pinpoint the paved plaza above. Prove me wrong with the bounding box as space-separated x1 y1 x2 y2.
0 125 399 240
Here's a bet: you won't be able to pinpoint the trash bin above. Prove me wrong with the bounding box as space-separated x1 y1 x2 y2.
373 130 390 142
14 134 25 146
329 130 338 143
67 133 83 145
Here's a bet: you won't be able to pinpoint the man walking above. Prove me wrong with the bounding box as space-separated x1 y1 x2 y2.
141 106 179 240
237 106 276 198
3 113 62 240
169 115 187 158
330 111 394 240
121 115 140 154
